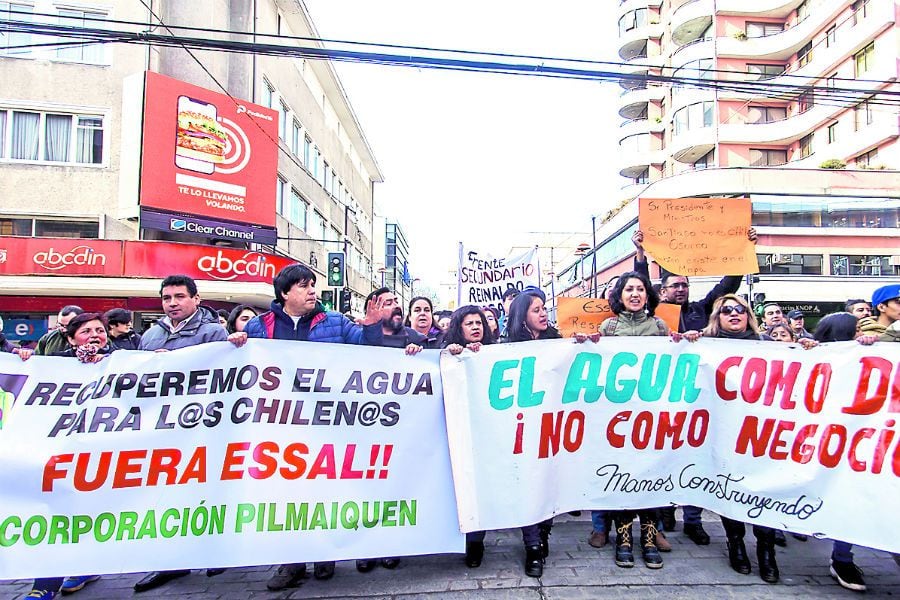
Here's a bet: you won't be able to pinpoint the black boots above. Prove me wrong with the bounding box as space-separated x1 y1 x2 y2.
524 544 544 578
659 506 677 532
465 541 484 568
726 536 751 574
640 523 664 569
538 521 552 559
684 522 711 545
614 522 635 568
757 541 779 583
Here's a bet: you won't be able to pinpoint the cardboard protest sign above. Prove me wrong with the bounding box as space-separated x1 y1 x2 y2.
457 244 540 317
639 197 758 277
556 297 681 337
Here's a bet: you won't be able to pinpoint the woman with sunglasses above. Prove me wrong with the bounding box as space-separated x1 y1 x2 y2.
694 294 780 583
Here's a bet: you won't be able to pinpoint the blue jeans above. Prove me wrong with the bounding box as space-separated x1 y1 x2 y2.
591 510 609 533
682 505 703 525
832 540 854 564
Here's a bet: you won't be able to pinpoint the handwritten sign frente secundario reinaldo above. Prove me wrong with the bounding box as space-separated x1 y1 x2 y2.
638 197 759 277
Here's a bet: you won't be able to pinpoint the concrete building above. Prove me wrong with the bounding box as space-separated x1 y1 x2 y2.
560 0 900 322
0 0 382 338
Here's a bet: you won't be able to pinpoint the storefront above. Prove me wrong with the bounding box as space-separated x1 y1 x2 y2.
0 236 295 340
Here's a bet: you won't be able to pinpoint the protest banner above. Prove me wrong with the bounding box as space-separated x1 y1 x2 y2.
0 342 463 578
457 244 540 316
639 197 758 277
441 337 900 553
556 297 681 337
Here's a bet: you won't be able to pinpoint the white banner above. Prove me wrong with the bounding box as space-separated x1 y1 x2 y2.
441 337 900 553
457 244 540 314
0 341 463 578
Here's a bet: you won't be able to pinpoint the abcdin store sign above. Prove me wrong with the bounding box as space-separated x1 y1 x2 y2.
139 72 279 229
0 238 123 276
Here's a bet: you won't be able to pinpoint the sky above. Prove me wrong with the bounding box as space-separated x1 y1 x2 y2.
303 1 624 302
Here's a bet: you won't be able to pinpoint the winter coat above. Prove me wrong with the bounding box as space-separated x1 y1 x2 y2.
382 326 427 349
600 310 669 337
243 300 382 345
634 257 741 332
35 329 70 356
138 306 227 351
109 330 142 351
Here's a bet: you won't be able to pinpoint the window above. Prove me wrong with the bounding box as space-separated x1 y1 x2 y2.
277 101 288 140
799 134 813 158
694 150 714 170
310 211 326 241
0 217 100 238
854 99 874 130
262 81 274 109
314 149 324 186
825 25 836 47
851 0 868 25
748 105 787 123
832 255 895 276
56 9 107 64
323 162 332 192
758 253 822 275
1 108 104 164
750 148 787 166
620 133 649 153
826 73 837 89
0 2 32 56
632 168 649 185
618 8 647 35
855 43 874 77
796 1 809 20
752 196 900 228
291 121 302 156
827 122 838 143
797 42 813 68
746 22 783 38
275 176 286 215
673 102 713 135
672 59 713 100
747 63 785 80
289 188 307 230
797 89 815 113
330 170 338 197
855 148 878 167
303 135 312 169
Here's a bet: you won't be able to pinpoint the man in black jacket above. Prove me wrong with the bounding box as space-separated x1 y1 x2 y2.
631 227 757 545
104 308 142 350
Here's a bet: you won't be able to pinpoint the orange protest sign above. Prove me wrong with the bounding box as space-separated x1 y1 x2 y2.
638 197 758 277
556 297 681 336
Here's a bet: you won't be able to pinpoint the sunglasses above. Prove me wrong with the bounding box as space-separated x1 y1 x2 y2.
720 305 748 316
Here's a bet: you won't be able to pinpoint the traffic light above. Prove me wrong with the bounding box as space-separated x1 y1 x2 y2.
320 290 335 311
327 252 345 287
339 288 352 313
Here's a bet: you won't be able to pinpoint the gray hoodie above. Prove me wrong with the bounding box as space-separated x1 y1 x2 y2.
138 305 227 351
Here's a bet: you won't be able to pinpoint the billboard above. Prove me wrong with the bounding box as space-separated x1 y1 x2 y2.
138 71 279 230
124 241 295 284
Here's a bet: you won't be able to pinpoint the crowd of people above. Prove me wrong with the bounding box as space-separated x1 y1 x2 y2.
4 234 899 598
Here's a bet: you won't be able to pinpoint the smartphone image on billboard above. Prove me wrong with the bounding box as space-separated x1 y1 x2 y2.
174 95 227 175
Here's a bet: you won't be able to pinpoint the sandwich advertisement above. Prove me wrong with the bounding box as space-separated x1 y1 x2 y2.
138 71 279 229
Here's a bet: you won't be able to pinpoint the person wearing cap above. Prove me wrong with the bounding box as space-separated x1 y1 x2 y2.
786 310 814 340
858 283 900 339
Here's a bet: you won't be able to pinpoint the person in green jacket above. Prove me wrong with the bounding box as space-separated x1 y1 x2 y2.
34 305 83 356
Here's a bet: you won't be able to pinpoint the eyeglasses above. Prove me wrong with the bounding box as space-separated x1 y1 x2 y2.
665 282 689 289
720 305 748 316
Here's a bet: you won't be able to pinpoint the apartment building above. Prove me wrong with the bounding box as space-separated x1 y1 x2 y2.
0 0 382 338
560 0 900 320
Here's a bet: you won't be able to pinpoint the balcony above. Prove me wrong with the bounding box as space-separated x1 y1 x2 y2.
617 0 663 18
716 0 817 18
670 86 715 113
618 142 666 178
719 103 834 146
670 125 717 163
619 117 665 139
717 3 850 60
670 37 713 68
619 22 664 60
617 85 666 118
672 0 714 46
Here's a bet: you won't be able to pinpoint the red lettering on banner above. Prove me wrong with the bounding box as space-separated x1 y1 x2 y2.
538 411 584 458
715 356 741 400
42 447 208 491
219 441 388 480
845 357 900 415
607 410 707 450
735 416 900 476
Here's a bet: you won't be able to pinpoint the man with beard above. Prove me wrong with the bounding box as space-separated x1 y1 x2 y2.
631 227 758 547
367 287 427 350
